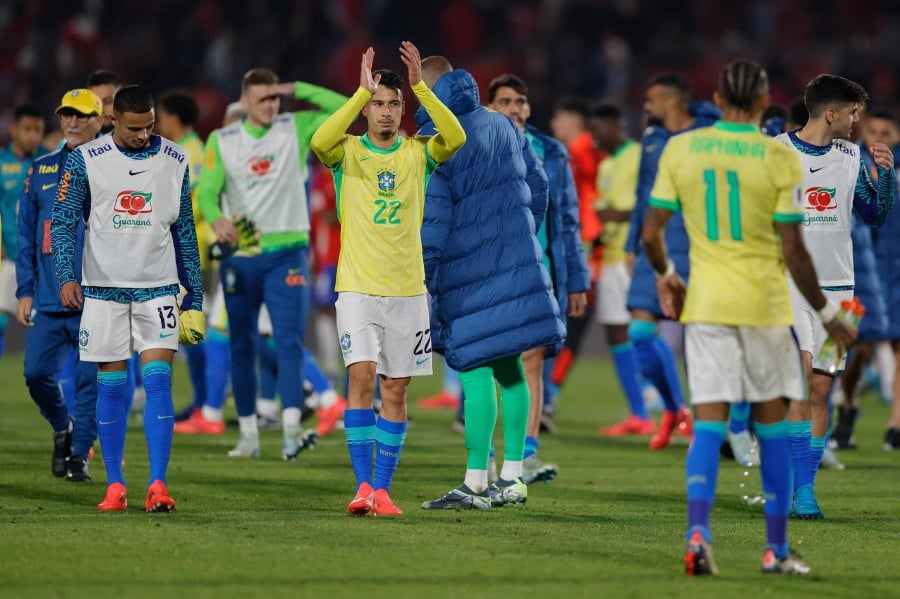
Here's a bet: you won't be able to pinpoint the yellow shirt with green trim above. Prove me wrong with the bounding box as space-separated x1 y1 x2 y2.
329 133 436 296
596 139 640 264
649 121 804 326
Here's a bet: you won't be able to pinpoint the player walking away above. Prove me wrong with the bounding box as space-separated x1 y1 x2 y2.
643 60 856 576
198 69 347 460
774 75 895 519
86 69 122 135
311 43 465 516
417 59 563 510
543 97 604 430
486 73 589 486
16 89 103 481
52 85 204 511
589 103 653 437
0 105 46 361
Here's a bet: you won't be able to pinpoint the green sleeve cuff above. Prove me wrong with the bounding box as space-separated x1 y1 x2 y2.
773 213 804 223
649 197 680 211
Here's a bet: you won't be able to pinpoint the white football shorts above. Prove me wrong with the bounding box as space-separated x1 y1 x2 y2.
789 285 853 372
79 295 180 362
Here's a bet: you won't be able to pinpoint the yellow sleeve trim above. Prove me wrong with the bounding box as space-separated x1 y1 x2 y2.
773 213 804 223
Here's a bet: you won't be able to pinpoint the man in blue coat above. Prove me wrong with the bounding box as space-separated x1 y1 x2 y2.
417 58 565 510
624 74 721 450
486 73 590 486
16 89 103 481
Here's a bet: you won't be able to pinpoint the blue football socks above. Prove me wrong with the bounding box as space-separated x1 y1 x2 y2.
788 420 813 490
756 420 792 559
611 342 648 419
344 408 376 487
96 370 129 486
373 417 407 492
685 420 727 542
142 361 174 485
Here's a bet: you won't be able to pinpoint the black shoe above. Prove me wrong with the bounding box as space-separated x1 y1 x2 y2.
66 455 91 482
52 425 72 478
884 428 900 451
830 407 857 449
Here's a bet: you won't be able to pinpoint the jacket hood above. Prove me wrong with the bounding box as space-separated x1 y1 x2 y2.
415 69 480 128
689 100 722 124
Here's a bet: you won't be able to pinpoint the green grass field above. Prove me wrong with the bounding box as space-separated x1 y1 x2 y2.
1 351 898 598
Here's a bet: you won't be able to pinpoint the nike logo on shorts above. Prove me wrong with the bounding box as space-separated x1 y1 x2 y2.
416 357 430 366
160 332 175 338
42 183 56 190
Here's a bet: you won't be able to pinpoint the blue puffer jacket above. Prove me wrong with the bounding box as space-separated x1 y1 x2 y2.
417 69 565 372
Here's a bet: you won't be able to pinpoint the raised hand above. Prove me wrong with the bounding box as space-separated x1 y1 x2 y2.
869 142 895 170
360 47 381 93
399 41 422 86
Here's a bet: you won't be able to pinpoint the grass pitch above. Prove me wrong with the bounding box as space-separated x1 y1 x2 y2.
1 351 898 598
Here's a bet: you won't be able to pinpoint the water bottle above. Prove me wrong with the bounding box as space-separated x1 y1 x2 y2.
817 297 864 374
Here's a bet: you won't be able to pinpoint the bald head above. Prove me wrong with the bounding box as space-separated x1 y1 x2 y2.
422 56 453 88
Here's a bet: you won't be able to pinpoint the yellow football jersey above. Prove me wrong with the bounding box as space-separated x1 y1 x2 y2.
331 133 437 297
597 139 640 264
649 122 804 326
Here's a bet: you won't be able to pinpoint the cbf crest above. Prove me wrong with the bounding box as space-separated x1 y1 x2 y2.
78 327 90 351
377 168 396 195
340 331 352 355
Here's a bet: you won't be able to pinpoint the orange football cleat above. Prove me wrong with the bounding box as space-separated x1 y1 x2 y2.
416 391 461 410
347 482 375 516
373 488 403 516
650 410 677 450
145 480 176 513
676 405 694 437
316 397 347 437
173 412 225 435
97 482 128 511
599 415 656 436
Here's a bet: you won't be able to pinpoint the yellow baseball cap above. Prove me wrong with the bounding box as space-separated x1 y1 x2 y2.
55 89 102 116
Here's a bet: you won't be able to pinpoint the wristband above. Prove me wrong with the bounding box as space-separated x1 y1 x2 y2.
654 259 675 279
817 299 840 324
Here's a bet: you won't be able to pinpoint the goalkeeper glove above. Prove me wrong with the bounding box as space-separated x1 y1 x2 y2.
234 214 261 256
178 309 206 345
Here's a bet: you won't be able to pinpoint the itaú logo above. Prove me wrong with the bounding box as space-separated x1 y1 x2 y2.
805 186 837 212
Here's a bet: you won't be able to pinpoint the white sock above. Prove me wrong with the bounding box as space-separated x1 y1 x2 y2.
318 389 338 409
282 407 301 430
464 469 488 493
256 398 279 419
201 405 224 423
238 415 259 437
500 460 523 481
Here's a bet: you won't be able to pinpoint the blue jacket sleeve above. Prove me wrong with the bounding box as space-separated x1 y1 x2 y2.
626 137 656 254
171 168 204 311
422 168 453 295
522 131 549 231
853 159 895 228
52 150 87 286
15 166 37 298
557 158 590 292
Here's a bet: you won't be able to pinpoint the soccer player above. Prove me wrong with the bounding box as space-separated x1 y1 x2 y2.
157 88 210 424
417 59 563 510
52 84 204 511
544 97 604 428
625 74 720 450
311 43 465 515
86 69 122 135
589 103 653 436
16 90 102 481
486 73 589 485
642 60 856 576
0 105 46 360
773 76 895 518
198 69 347 460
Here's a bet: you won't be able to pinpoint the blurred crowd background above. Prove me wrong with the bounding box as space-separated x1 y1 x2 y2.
1 0 898 146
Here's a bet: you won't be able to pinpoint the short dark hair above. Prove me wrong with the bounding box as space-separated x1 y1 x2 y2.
13 104 42 121
647 73 691 104
374 69 404 94
866 107 898 125
761 104 788 123
158 89 199 126
487 74 528 103
554 96 591 121
242 68 279 92
87 69 121 88
717 60 769 113
804 74 868 118
591 103 623 121
113 85 154 114
789 97 809 127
